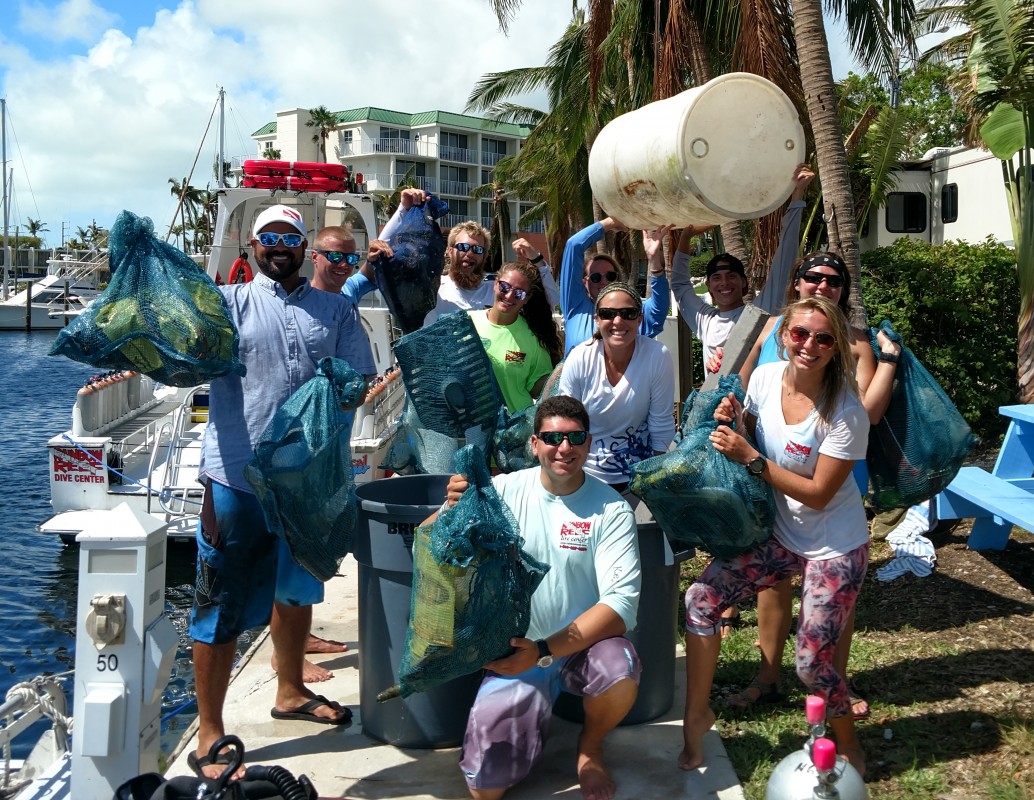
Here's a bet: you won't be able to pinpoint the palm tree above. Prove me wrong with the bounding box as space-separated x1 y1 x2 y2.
921 0 1034 400
305 106 339 163
25 218 49 242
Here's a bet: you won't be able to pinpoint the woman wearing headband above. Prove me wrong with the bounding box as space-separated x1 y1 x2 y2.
470 261 562 413
681 295 870 777
728 250 901 718
558 282 676 503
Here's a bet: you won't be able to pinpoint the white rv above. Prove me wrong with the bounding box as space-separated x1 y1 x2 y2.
860 145 1020 251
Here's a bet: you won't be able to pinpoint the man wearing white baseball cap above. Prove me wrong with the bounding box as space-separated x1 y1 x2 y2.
188 204 375 778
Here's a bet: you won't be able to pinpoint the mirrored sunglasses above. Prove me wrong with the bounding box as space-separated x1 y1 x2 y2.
316 249 361 266
788 325 836 349
497 279 528 301
537 430 589 446
454 242 486 255
588 270 619 284
257 232 304 248
597 306 641 321
801 271 845 288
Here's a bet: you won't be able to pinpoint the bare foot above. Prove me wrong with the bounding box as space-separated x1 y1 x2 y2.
271 652 334 683
678 707 716 771
839 744 867 779
577 740 616 800
306 634 348 654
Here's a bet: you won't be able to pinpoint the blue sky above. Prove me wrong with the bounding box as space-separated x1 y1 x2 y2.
0 0 865 246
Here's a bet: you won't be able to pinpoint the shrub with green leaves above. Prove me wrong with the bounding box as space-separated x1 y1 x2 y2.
860 237 1019 444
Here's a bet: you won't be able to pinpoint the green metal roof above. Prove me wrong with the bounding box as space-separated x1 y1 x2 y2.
251 107 534 138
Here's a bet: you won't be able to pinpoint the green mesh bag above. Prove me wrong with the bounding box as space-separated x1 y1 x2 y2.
381 445 550 700
866 320 976 511
244 357 366 582
50 210 245 387
491 360 565 474
629 375 774 559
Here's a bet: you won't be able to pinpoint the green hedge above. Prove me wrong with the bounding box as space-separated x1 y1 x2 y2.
860 237 1019 444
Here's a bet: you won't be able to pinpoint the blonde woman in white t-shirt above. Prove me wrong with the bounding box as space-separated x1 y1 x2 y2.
679 295 871 778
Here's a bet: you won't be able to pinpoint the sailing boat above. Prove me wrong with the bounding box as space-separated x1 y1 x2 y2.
0 98 106 331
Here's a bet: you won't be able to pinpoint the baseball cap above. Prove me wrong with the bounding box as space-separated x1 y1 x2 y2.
252 205 307 238
705 253 746 280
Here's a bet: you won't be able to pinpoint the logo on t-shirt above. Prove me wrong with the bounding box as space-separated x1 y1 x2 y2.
784 440 812 464
559 520 591 551
505 349 527 364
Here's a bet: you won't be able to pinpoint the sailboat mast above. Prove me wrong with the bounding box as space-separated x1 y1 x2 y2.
217 87 225 187
2 97 9 301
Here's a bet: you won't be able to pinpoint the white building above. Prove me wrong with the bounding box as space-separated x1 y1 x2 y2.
248 106 544 236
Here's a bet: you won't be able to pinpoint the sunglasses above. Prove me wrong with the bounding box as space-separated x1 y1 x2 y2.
257 232 304 248
588 270 619 284
497 279 528 301
801 271 845 288
537 430 589 446
788 325 836 349
454 242 486 255
315 249 361 266
596 306 641 321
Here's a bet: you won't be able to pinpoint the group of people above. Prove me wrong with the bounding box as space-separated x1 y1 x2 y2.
190 160 897 800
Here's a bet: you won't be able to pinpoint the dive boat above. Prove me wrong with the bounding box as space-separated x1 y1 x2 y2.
0 251 106 331
38 185 405 544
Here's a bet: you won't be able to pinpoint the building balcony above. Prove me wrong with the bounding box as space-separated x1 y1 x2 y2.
481 151 505 167
392 174 437 192
439 145 479 164
441 213 473 228
439 180 472 197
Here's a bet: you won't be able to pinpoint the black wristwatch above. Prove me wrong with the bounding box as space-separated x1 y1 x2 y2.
530 253 545 265
878 351 900 364
535 639 554 668
746 455 766 476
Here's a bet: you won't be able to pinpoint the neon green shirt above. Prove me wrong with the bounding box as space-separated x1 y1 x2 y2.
470 309 553 412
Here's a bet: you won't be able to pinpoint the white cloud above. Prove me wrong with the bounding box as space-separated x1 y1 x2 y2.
19 0 119 44
1 0 573 245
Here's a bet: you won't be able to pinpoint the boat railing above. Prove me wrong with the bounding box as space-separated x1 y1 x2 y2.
154 387 206 518
45 247 109 285
0 674 71 795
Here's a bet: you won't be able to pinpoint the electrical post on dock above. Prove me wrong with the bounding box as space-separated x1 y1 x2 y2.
71 503 178 797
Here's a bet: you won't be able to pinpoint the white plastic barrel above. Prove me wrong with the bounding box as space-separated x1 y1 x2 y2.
588 72 806 230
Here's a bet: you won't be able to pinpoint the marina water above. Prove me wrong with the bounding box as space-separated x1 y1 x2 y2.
0 331 247 759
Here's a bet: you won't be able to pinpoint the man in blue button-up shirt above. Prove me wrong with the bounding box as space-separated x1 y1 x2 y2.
188 205 375 778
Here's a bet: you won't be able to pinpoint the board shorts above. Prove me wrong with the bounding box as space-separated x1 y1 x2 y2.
459 636 641 791
189 480 323 644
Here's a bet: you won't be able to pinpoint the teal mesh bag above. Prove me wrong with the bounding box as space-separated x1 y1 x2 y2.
491 360 565 473
244 357 366 582
629 375 774 558
866 320 976 511
383 311 503 474
50 210 245 387
381 445 550 700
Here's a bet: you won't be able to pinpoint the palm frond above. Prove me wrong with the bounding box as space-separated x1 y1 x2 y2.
856 104 911 225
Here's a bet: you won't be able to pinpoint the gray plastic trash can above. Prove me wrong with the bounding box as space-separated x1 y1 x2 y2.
353 474 483 748
554 503 692 726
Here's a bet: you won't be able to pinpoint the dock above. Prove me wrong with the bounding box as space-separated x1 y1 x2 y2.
164 553 744 799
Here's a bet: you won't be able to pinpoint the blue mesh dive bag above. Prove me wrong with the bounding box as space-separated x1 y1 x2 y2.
50 210 245 387
380 445 550 700
244 357 366 582
382 310 503 474
374 195 449 334
491 360 565 473
629 375 774 558
866 320 976 511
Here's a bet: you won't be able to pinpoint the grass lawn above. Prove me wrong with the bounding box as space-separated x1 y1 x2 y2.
678 521 1034 799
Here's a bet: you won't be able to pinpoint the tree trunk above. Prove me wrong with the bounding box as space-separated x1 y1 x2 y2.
792 0 864 325
720 221 747 261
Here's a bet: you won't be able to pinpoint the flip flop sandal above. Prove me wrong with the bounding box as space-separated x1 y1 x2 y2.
270 694 352 725
849 691 871 720
728 678 785 711
719 613 742 637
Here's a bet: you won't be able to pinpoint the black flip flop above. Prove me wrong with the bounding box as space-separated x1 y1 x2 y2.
270 694 352 725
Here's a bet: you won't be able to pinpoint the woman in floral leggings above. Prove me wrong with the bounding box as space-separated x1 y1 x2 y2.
678 296 871 778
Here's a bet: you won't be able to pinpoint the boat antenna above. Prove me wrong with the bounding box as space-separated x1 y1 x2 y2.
166 91 220 243
2 97 9 301
218 87 226 188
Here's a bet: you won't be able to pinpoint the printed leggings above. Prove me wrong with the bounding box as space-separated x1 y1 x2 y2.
684 537 869 718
